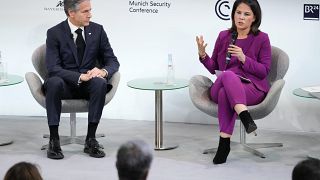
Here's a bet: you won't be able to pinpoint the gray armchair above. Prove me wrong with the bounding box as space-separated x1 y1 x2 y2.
25 44 120 150
189 46 289 158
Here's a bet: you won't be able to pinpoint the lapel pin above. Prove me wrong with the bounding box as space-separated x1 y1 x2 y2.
88 33 92 35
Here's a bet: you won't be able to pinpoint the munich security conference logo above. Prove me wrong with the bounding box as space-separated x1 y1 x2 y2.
304 4 319 20
215 0 231 20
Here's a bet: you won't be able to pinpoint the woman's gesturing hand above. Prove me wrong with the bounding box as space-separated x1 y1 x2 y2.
196 35 207 60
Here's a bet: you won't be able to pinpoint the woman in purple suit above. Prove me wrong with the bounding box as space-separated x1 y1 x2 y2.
196 0 271 164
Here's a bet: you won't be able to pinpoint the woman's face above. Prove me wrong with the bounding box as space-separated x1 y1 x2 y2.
234 3 256 32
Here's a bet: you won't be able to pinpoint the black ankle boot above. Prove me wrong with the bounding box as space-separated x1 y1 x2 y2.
213 136 230 164
239 110 257 134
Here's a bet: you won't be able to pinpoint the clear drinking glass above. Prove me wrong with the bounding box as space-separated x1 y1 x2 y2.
166 53 175 85
0 61 8 83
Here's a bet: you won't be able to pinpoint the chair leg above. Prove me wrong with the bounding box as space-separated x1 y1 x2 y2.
203 148 217 154
203 141 238 154
41 113 105 150
203 124 283 158
242 142 283 158
245 142 283 149
242 144 266 158
240 124 283 158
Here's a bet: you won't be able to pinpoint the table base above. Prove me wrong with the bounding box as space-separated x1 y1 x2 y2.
308 154 320 159
155 144 178 151
155 90 178 151
0 137 13 146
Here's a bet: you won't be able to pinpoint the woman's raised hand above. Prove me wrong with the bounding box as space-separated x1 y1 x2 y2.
196 35 207 60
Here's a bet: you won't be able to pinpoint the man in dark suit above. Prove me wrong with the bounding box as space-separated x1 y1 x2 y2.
44 0 120 159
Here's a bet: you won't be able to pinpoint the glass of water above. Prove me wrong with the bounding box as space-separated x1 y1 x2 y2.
0 61 8 83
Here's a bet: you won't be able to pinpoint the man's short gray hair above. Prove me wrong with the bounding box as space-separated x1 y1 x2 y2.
116 140 153 180
63 0 90 16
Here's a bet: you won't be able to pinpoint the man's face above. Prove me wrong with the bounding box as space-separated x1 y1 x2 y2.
69 0 92 27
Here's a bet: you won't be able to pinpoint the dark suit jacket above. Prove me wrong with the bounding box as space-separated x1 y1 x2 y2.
46 20 120 86
201 30 271 93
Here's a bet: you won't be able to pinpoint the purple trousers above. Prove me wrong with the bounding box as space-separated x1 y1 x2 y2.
210 71 266 135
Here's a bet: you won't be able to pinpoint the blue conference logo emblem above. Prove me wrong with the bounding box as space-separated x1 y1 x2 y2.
304 4 319 20
215 0 231 20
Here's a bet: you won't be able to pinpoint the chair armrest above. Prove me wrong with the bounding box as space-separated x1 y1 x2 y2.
25 72 46 108
189 75 218 117
105 71 120 104
249 79 285 119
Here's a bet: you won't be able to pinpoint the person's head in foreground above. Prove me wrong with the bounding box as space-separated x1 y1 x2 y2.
292 158 320 180
116 140 153 180
4 161 43 180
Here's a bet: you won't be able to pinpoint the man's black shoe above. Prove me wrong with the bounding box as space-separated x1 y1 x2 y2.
84 138 105 158
47 139 64 159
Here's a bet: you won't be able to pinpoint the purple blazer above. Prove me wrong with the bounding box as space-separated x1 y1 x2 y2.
201 30 272 93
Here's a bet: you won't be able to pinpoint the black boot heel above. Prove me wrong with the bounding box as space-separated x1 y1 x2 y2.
239 110 257 135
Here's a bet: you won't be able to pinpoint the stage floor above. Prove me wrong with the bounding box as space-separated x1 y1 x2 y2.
0 116 318 180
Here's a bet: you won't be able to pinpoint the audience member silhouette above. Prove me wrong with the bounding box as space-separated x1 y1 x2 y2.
292 158 320 180
116 140 153 180
4 161 43 180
